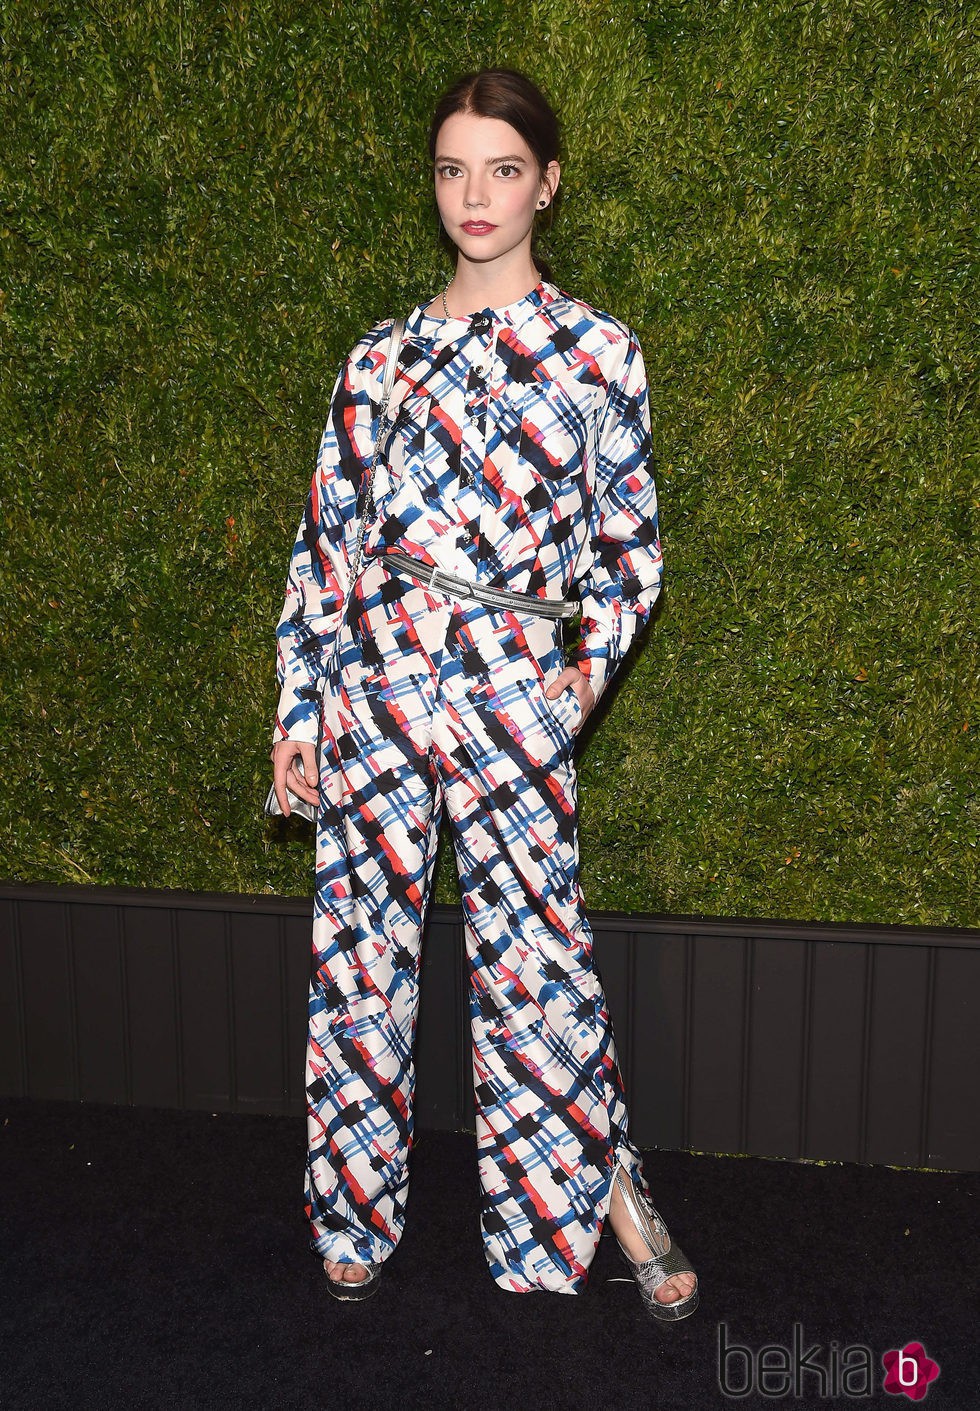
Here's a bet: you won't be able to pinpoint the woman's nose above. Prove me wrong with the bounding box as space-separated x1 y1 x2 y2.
463 175 489 208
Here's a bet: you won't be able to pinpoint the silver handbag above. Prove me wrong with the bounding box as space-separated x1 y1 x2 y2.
264 742 320 823
265 315 407 822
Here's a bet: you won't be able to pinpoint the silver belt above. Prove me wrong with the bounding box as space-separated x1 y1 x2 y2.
377 550 577 620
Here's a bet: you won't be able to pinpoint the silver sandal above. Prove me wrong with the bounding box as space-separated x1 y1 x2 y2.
611 1166 699 1323
323 1259 381 1302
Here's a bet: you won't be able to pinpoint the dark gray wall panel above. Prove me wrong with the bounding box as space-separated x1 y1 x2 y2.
175 907 232 1111
688 933 747 1153
629 928 689 1152
746 936 808 1158
865 944 931 1165
0 899 25 1097
416 912 466 1132
19 899 75 1100
72 902 127 1104
123 905 179 1108
804 942 868 1163
231 911 287 1112
924 947 980 1169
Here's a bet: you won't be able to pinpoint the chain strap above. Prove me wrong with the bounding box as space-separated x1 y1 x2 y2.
343 315 407 615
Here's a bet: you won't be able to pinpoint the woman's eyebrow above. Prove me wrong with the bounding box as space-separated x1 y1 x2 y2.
434 153 528 165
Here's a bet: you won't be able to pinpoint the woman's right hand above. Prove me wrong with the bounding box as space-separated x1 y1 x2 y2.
270 740 319 817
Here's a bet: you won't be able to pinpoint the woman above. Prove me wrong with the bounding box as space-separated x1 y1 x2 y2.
271 68 698 1321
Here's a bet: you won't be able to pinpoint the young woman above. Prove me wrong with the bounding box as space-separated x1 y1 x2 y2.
270 69 698 1322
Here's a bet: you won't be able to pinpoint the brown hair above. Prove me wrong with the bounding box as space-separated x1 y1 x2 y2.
428 69 561 175
428 68 561 276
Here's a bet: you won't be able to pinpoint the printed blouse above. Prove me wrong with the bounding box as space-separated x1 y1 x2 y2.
274 280 663 743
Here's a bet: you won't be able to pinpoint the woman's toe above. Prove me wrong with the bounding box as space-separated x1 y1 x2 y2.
323 1258 368 1284
657 1272 696 1303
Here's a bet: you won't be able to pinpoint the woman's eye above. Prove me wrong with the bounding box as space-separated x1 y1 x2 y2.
496 164 519 177
436 164 461 179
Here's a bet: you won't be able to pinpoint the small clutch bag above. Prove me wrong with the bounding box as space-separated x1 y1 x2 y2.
263 744 320 823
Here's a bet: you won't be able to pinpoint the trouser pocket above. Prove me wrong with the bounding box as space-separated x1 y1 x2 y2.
542 676 584 737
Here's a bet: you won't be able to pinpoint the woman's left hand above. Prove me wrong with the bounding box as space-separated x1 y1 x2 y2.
545 665 596 721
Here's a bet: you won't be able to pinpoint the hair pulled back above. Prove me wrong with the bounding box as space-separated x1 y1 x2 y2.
428 68 561 277
428 68 560 175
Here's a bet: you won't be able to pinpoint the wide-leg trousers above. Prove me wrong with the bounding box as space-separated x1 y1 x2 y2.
304 558 650 1293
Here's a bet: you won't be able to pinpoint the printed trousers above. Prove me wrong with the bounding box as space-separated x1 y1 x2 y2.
304 558 650 1293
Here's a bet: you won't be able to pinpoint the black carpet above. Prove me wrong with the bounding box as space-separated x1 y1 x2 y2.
1 1100 975 1410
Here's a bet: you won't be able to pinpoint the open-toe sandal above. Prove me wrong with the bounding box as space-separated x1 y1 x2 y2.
324 1260 381 1302
612 1166 699 1323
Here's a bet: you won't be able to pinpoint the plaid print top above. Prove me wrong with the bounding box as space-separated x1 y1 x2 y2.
274 280 663 742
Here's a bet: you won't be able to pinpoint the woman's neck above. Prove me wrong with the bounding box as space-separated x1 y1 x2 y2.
443 253 542 317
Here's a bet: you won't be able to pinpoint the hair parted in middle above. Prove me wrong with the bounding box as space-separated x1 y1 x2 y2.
428 68 562 275
427 67 561 179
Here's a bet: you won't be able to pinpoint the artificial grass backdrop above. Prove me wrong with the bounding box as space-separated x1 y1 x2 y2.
2 1 977 923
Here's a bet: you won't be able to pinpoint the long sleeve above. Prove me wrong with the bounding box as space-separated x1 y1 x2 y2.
272 335 383 744
569 329 663 703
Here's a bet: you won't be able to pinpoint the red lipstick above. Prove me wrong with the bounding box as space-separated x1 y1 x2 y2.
461 221 496 235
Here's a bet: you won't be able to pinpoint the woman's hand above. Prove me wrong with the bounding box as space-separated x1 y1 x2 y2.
545 665 596 721
270 740 319 817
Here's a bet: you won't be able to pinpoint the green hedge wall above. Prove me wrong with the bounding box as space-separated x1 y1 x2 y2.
2 0 977 924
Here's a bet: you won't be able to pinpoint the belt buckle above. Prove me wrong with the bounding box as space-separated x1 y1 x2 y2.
430 568 474 599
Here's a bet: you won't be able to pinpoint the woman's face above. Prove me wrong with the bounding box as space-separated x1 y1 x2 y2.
433 110 559 271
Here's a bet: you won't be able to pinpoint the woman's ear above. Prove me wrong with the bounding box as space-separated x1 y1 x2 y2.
540 159 561 207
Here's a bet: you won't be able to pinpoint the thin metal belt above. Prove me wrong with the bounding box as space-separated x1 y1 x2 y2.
376 550 578 621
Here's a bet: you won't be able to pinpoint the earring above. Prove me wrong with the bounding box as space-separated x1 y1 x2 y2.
538 199 548 208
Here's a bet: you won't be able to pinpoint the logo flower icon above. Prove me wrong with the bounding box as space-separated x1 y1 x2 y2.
882 1342 940 1400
